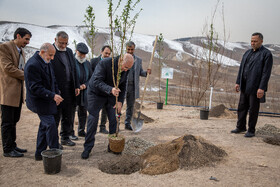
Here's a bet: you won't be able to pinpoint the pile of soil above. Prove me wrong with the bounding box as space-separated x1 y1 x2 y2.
263 134 280 146
123 137 155 156
256 124 280 136
209 104 236 118
98 155 141 175
140 134 227 175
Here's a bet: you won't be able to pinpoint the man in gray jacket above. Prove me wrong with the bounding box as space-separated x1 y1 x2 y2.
124 41 151 130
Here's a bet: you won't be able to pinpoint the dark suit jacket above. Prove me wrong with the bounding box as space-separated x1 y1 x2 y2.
90 55 102 73
236 45 273 95
50 45 79 99
87 57 129 113
25 52 59 115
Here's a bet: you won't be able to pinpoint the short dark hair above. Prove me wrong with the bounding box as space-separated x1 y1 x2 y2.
13 27 32 39
101 45 112 52
56 31 69 39
126 41 136 48
252 32 263 40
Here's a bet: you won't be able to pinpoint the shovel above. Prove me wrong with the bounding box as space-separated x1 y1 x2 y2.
131 35 158 133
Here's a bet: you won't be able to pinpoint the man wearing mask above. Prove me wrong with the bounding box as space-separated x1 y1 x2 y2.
0 27 32 157
51 31 80 147
90 45 112 134
74 43 92 137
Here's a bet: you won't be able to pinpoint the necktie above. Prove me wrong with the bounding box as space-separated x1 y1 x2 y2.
18 50 25 70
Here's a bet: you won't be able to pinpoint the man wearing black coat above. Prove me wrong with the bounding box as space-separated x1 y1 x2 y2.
25 43 63 160
90 45 112 134
231 32 273 138
51 31 80 147
81 53 134 159
74 43 92 137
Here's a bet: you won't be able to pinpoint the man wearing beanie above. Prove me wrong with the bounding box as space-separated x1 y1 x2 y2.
74 43 92 137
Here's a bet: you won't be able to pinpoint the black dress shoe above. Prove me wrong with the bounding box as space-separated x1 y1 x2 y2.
81 150 90 159
125 125 133 131
231 128 246 134
3 150 24 157
69 135 78 141
61 139 76 146
78 131 86 137
244 132 255 138
35 155 42 161
15 147 27 153
99 127 109 134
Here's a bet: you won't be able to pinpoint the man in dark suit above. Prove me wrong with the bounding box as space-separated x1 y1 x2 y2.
51 31 80 147
81 53 134 159
231 32 273 138
90 45 112 134
0 27 32 157
25 43 63 160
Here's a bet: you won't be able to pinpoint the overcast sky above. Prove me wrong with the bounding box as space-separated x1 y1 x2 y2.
0 0 279 44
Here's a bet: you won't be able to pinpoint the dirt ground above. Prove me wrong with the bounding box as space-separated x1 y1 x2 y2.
1 103 280 187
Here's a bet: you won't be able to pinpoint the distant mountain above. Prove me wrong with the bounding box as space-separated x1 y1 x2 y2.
1 21 280 111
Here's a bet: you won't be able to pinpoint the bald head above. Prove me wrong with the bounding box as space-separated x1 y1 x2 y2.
39 43 56 63
121 53 134 71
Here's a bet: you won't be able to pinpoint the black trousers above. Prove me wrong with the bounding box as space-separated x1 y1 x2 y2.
77 105 87 133
35 114 59 157
125 84 135 126
99 106 107 128
84 97 117 152
236 91 260 133
1 103 22 153
54 85 76 140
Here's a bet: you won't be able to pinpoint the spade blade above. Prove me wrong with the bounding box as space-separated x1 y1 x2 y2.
131 117 144 133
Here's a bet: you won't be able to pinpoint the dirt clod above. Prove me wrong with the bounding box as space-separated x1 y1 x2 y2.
140 134 227 175
209 104 236 118
257 124 280 136
263 135 280 146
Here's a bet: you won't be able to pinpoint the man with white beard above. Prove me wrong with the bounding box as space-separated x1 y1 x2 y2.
74 43 92 137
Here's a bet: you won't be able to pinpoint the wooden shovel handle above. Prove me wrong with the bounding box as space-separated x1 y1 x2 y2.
139 35 158 113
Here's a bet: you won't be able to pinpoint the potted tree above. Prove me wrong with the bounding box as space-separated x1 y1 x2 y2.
107 0 142 153
156 33 164 109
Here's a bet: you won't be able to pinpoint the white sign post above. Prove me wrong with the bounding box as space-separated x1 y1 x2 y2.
161 68 173 105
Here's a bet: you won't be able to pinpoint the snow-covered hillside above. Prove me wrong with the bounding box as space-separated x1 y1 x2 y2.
2 21 278 67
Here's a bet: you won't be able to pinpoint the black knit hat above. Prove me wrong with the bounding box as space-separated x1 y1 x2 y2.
76 42 89 54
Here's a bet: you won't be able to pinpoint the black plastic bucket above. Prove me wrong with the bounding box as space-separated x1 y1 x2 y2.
41 149 62 174
157 102 163 109
200 109 209 120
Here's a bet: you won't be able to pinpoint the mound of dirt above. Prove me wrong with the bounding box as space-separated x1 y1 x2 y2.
263 134 280 146
209 104 236 118
140 134 227 175
123 137 155 156
98 155 141 175
257 124 280 136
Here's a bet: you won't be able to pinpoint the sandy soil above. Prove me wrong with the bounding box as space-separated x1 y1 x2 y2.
0 103 280 187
